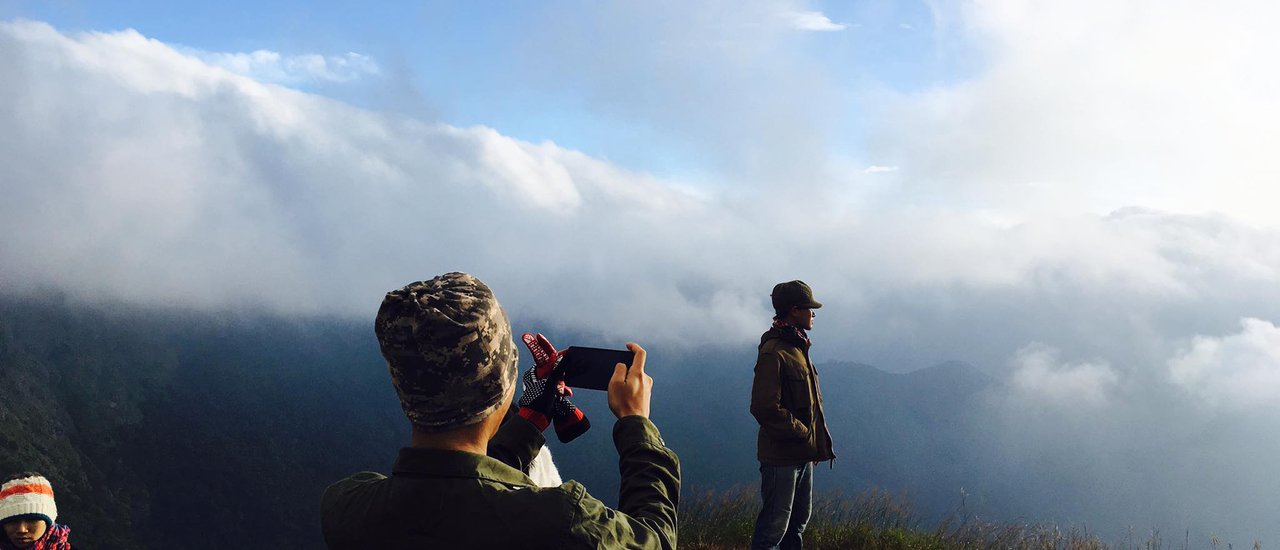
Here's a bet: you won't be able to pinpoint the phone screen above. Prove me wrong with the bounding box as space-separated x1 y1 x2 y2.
559 346 635 391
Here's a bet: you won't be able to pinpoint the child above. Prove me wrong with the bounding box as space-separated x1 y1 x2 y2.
0 473 70 550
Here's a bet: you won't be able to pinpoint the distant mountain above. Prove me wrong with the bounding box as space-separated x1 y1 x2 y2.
539 354 1002 523
0 294 1034 548
0 294 404 548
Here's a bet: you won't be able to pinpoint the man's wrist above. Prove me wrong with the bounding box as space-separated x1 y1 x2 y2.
613 415 666 452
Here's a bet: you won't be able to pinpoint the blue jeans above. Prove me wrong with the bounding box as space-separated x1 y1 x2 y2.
750 462 813 550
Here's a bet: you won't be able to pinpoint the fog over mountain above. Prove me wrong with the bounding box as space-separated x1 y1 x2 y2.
2 3 1279 545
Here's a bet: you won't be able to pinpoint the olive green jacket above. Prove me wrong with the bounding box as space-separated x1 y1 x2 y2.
321 415 679 549
749 326 836 465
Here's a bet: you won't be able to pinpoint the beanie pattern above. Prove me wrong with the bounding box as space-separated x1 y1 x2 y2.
374 272 519 432
0 475 58 527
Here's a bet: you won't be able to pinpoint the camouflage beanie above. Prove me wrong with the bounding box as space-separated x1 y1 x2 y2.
374 273 518 432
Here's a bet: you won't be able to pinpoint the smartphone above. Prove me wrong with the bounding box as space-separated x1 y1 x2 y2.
558 346 635 391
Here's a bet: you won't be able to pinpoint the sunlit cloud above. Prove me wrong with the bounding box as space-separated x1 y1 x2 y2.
872 0 1280 223
2 18 1278 360
781 10 847 32
191 48 379 84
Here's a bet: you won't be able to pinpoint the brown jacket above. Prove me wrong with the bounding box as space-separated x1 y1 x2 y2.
749 326 836 465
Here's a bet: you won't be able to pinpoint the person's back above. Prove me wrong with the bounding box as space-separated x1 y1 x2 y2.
324 419 675 548
321 273 678 549
325 467 579 548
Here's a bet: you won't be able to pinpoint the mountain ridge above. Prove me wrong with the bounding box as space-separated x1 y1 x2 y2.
0 293 1175 548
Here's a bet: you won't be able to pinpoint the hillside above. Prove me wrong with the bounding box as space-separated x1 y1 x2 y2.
0 293 404 547
0 293 1003 547
0 293 1264 548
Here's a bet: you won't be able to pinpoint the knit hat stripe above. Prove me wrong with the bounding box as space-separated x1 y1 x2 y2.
0 483 54 500
0 475 58 525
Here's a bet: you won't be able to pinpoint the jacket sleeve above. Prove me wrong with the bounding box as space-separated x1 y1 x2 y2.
566 416 680 549
750 351 809 440
487 411 546 473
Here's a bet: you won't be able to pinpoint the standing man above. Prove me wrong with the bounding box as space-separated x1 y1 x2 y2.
321 272 679 549
749 280 835 550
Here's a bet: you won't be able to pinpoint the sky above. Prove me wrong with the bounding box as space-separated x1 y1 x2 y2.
2 0 1280 541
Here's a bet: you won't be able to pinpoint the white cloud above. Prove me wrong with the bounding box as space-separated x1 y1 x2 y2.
1 18 1279 372
1009 344 1118 406
1169 318 1280 410
871 0 1280 224
191 48 379 84
863 164 899 173
0 20 747 343
782 10 847 32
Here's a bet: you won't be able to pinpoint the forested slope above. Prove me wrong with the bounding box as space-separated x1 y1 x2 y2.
0 293 1001 548
0 294 402 547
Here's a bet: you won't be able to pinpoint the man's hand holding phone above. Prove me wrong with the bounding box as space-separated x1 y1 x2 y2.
608 342 652 419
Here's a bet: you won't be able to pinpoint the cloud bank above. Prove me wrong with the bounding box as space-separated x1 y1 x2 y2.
1 16 1278 362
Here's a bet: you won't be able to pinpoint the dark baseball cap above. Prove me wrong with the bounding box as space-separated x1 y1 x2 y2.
771 280 823 311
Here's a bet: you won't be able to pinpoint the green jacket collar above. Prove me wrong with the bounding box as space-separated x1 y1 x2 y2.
392 447 535 487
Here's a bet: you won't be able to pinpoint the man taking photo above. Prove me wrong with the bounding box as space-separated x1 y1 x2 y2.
322 272 679 549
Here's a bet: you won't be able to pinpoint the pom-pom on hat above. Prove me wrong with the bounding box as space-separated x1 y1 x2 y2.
0 474 57 527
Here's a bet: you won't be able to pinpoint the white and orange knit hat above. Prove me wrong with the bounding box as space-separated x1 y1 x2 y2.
0 474 58 527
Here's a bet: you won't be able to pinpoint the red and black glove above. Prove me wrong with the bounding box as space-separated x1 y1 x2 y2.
517 333 590 443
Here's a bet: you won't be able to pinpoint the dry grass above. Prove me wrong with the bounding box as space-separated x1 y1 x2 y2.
677 487 1258 550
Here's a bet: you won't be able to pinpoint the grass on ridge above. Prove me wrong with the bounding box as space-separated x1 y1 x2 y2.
677 487 1259 550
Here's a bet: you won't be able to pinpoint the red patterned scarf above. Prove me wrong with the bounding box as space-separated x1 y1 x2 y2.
3 524 70 550
771 318 810 348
